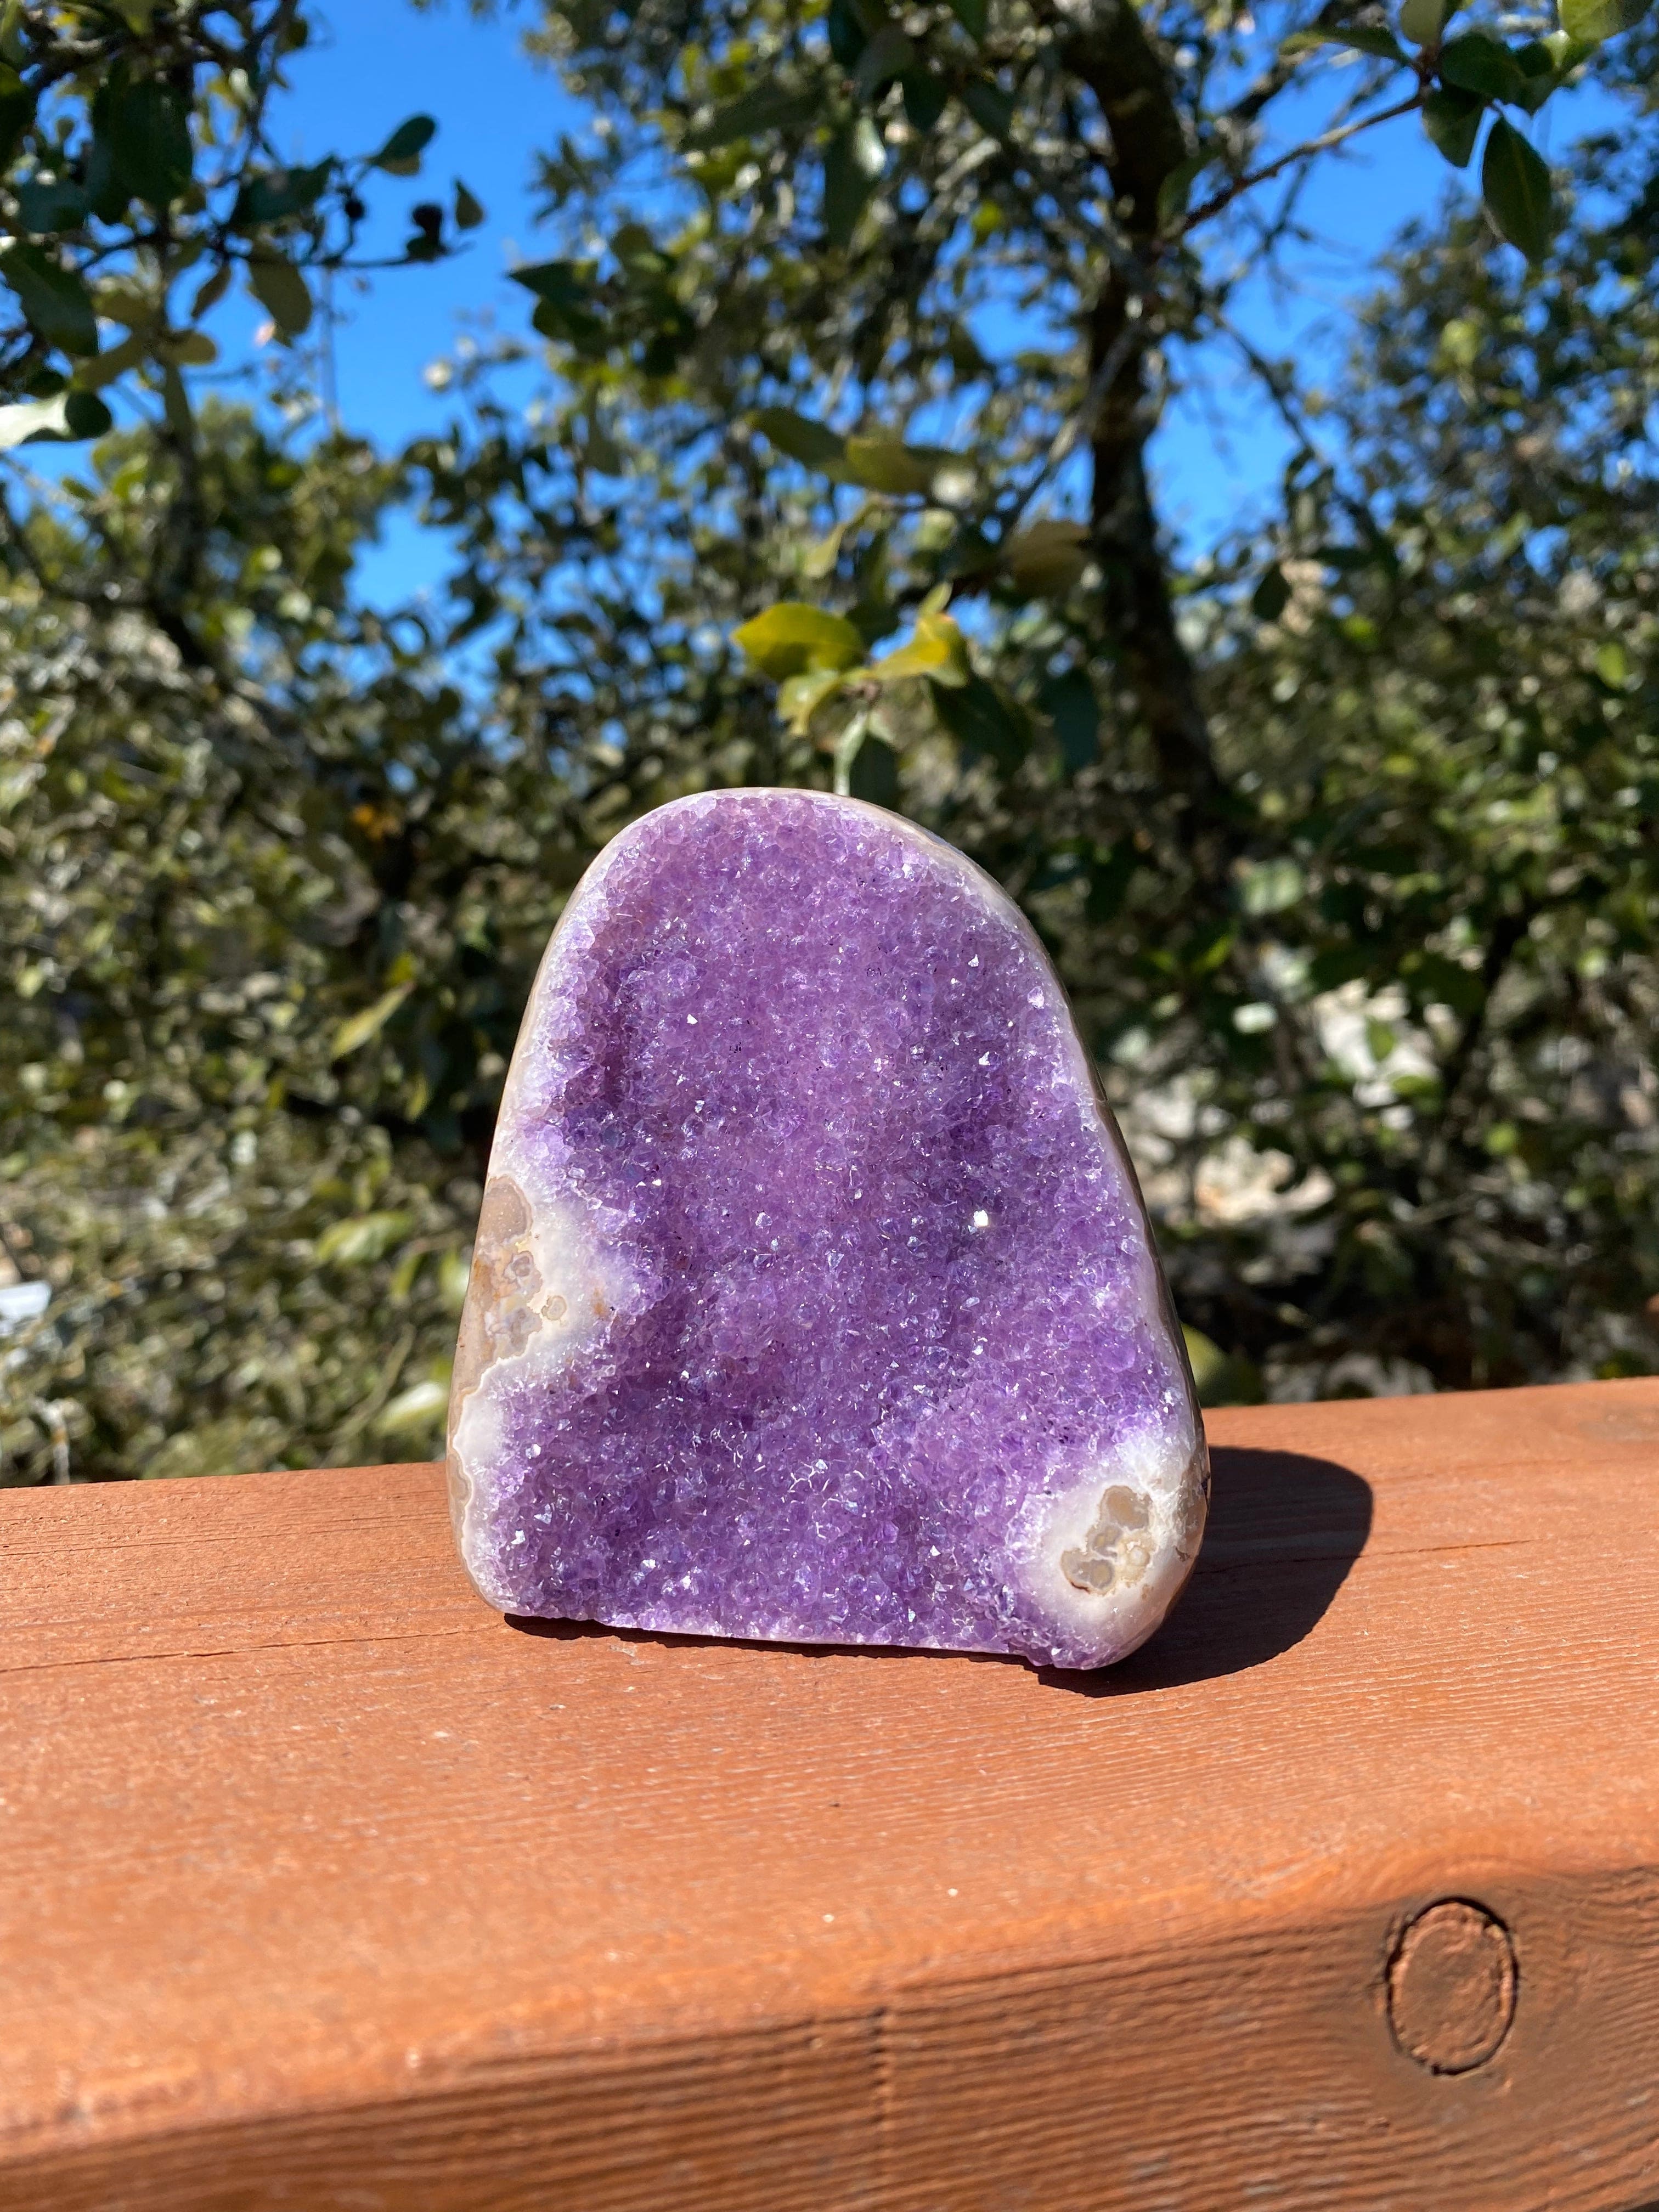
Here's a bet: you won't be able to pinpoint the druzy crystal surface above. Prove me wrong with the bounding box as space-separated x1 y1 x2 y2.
448 790 1206 1669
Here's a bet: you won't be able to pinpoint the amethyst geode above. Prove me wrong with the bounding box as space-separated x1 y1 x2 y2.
448 790 1206 1669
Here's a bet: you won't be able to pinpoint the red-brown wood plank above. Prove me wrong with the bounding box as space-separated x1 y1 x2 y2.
3 1380 1658 2210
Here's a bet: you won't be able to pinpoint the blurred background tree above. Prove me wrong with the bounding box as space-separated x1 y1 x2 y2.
0 0 1654 1482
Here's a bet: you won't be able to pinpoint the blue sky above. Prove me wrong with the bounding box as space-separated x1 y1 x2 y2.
265 0 1599 606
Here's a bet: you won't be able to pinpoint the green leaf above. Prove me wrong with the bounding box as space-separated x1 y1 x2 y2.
156 329 219 367
901 67 949 132
73 328 147 390
1440 30 1528 100
1559 0 1652 38
454 179 486 229
61 389 112 439
1482 116 1553 262
685 84 820 150
1283 22 1407 58
189 263 232 320
0 244 98 356
1422 85 1484 166
1335 23 1410 57
1239 857 1306 916
949 0 988 37
1398 0 1446 46
828 0 869 66
330 981 413 1060
511 259 605 352
870 609 970 684
848 731 900 806
1041 667 1100 774
248 250 313 337
376 1378 449 1436
778 665 847 731
753 407 848 467
14 178 89 234
232 158 333 229
929 669 1029 769
1156 151 1214 232
510 258 591 304
109 78 194 208
0 66 33 170
1003 518 1089 597
853 24 915 100
1510 40 1559 108
961 78 1014 138
733 602 867 679
315 1210 414 1266
823 119 884 245
840 432 947 495
371 114 436 174
1251 563 1293 620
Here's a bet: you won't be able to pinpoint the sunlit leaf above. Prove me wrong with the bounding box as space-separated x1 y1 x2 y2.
734 602 867 679
1559 0 1652 38
376 1377 449 1435
330 981 413 1060
1239 858 1306 916
0 394 67 448
840 433 950 496
778 665 847 731
870 610 971 685
315 1211 415 1267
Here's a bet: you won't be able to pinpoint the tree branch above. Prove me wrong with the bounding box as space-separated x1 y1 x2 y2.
1179 89 1424 239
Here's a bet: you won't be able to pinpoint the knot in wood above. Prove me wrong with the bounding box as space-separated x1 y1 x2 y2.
1386 1900 1517 2074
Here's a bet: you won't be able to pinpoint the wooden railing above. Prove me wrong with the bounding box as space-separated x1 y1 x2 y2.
4 1378 1659 2210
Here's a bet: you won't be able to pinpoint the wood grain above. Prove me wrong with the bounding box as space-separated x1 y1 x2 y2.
3 1380 1659 2210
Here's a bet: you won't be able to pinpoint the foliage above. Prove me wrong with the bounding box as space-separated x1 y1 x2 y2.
0 2 481 448
0 0 1656 1482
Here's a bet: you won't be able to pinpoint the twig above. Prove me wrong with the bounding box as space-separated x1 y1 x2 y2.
1178 90 1425 240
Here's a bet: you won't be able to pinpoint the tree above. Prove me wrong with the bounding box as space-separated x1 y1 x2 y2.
0 0 1655 1482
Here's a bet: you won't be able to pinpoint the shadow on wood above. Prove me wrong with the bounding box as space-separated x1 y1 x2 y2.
1087 1443 1374 1695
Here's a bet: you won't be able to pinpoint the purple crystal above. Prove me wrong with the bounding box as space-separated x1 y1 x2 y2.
448 791 1206 1669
